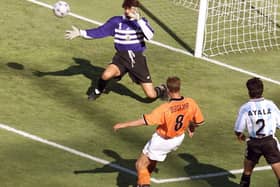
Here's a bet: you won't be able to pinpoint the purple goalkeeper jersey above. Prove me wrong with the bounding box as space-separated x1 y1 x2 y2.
84 15 154 52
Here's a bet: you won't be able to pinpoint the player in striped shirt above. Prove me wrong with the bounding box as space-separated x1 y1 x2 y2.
234 77 280 187
113 76 204 187
65 0 167 101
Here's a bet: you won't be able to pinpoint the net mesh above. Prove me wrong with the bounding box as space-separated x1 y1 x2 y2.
155 0 280 56
171 0 200 11
203 0 280 56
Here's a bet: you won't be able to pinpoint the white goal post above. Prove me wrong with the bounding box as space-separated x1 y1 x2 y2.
194 0 280 57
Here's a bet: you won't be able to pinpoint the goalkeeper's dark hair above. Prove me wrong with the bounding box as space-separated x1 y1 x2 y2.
246 77 263 98
122 0 140 8
167 76 181 93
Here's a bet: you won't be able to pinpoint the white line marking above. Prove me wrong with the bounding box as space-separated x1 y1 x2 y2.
26 0 103 25
23 0 275 183
26 0 53 9
0 122 272 184
153 166 272 183
0 122 161 183
26 0 280 86
0 123 137 177
201 56 280 85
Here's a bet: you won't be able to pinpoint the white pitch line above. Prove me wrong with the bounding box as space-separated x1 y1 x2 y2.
26 0 53 9
0 123 163 182
0 123 272 184
153 165 272 184
25 0 280 86
201 56 280 86
26 0 103 25
23 0 276 183
0 123 137 177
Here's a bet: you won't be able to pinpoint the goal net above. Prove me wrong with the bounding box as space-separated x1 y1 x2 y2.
171 0 200 11
141 0 279 57
194 0 280 57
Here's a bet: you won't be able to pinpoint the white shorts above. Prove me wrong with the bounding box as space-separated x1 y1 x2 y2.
142 133 185 162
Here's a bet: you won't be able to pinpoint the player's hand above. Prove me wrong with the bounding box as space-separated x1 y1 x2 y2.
128 8 141 20
187 123 199 138
237 134 246 142
113 123 123 132
187 128 194 138
188 123 196 133
65 26 80 40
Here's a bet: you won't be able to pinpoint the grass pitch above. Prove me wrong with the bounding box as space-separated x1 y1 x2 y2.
0 0 279 186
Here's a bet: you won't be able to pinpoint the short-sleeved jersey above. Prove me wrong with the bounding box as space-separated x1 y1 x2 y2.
143 97 204 138
234 98 280 138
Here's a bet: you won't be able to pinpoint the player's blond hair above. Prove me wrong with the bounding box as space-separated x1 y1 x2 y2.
167 76 181 93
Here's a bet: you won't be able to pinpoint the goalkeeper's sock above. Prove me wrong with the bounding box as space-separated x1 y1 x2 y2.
97 78 109 93
240 173 251 187
87 78 108 100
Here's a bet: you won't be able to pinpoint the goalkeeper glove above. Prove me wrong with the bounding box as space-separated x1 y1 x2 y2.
128 8 141 20
65 26 81 40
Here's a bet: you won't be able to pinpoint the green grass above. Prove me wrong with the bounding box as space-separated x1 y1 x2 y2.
0 0 280 186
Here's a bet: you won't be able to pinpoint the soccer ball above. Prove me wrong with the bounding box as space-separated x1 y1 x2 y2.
53 1 70 18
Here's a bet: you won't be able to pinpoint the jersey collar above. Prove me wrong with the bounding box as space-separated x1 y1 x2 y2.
249 97 264 102
169 96 184 102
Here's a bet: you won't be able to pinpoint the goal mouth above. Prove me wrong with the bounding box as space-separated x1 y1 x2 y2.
192 0 280 57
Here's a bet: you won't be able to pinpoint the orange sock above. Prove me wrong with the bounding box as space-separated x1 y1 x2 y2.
137 168 150 185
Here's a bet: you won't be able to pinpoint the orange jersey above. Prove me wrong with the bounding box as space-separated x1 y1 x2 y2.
143 97 204 138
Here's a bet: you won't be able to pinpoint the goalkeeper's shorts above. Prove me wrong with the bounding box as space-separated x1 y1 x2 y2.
111 51 152 84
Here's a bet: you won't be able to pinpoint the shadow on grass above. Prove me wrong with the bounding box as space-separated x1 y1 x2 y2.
5 60 149 144
139 4 194 54
73 149 138 187
32 57 155 103
179 153 239 187
6 62 25 70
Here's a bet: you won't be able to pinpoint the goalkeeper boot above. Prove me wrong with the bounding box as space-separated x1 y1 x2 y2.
87 88 101 101
155 84 168 101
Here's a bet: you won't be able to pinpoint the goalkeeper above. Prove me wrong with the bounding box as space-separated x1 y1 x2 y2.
65 0 167 101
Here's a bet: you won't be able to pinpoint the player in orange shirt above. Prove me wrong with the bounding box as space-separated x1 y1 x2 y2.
113 76 204 187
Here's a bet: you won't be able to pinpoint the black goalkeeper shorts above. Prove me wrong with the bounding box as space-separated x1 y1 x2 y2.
111 51 152 84
246 135 280 164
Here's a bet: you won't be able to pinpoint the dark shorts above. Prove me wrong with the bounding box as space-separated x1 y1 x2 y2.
246 135 280 164
111 51 152 84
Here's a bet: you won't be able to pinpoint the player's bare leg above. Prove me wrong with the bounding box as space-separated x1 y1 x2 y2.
88 64 121 100
141 83 168 100
141 83 157 98
243 158 255 175
271 162 280 187
101 64 121 80
240 158 255 187
135 153 152 187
